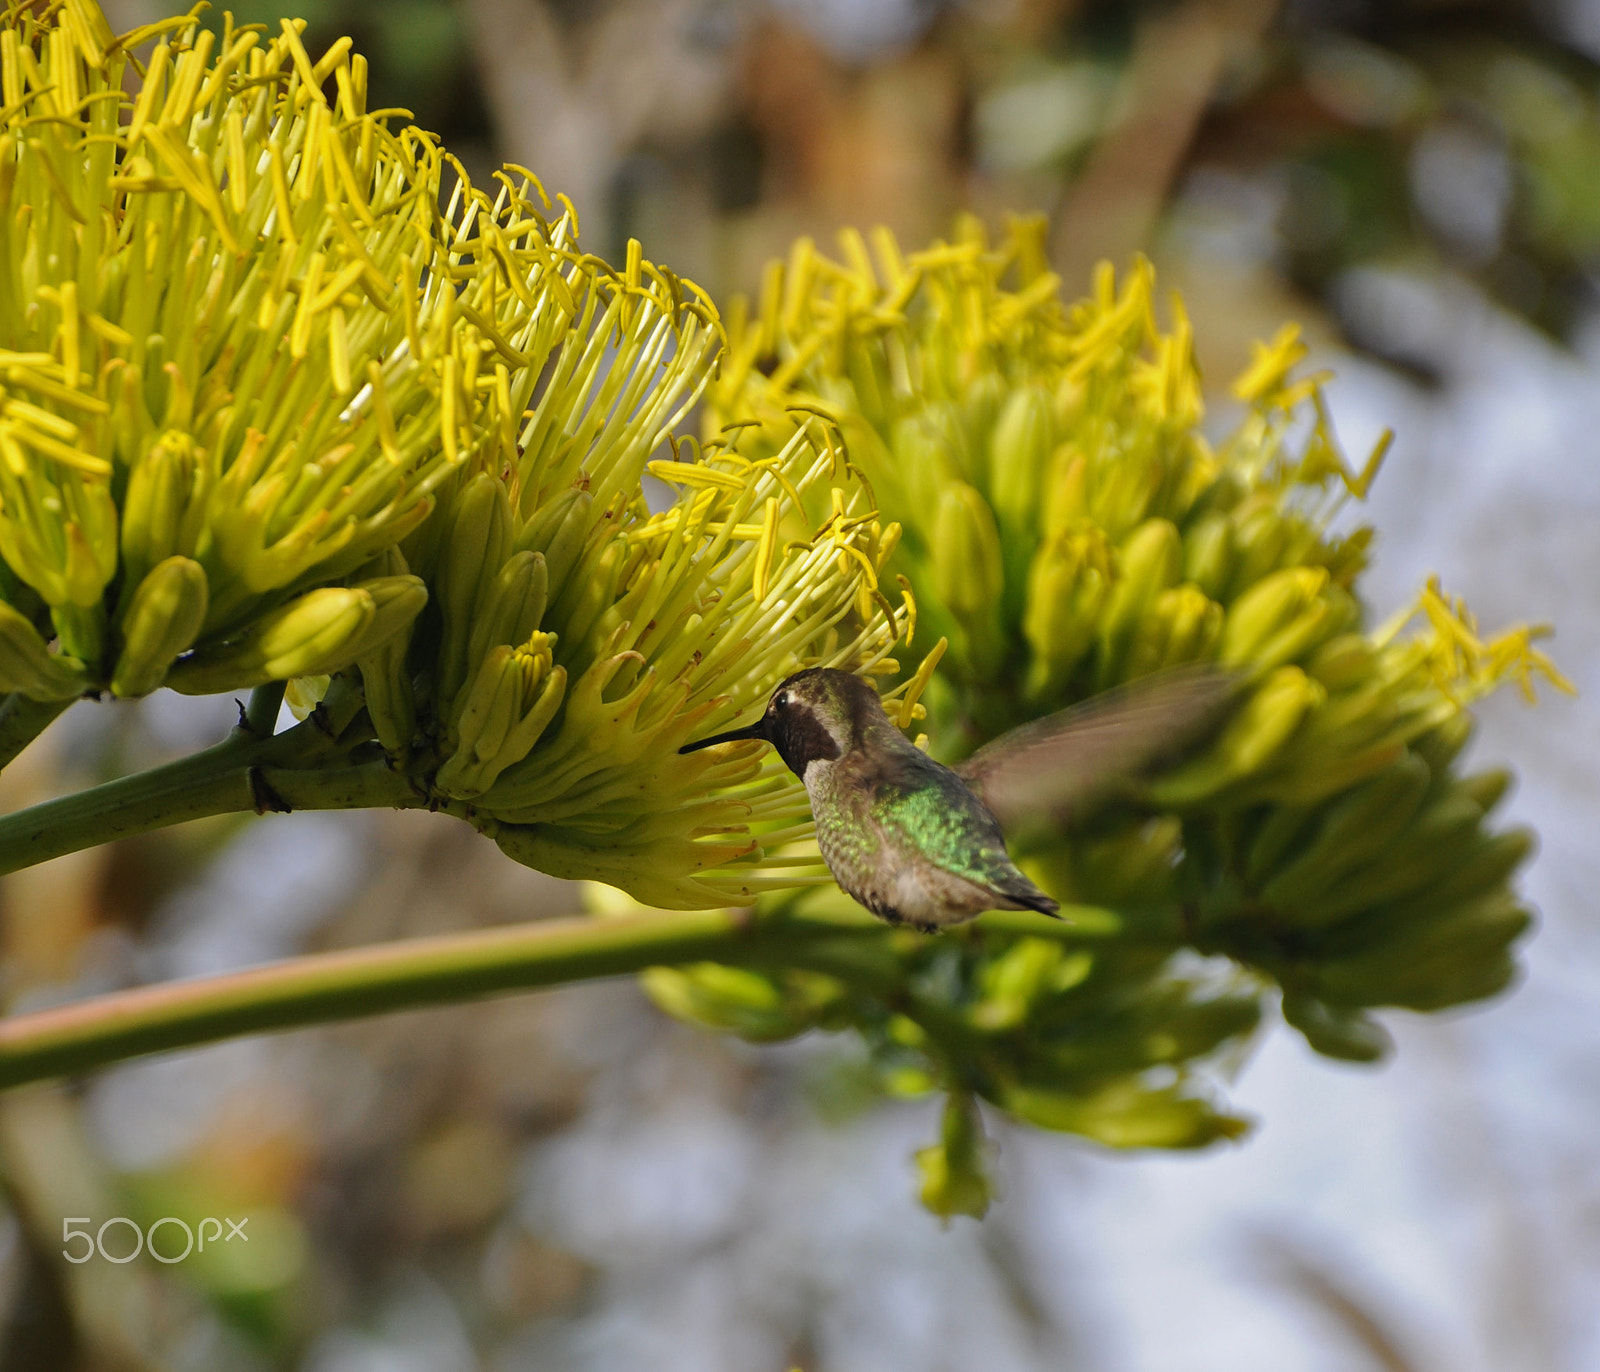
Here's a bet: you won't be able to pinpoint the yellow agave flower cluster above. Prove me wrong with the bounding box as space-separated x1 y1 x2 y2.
718 219 1567 1037
395 414 906 908
631 218 1570 1206
0 1 904 906
0 1 473 694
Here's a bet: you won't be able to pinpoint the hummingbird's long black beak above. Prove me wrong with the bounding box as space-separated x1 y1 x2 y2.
679 720 768 754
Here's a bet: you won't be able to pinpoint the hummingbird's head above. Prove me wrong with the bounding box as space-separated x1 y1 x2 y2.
679 667 883 778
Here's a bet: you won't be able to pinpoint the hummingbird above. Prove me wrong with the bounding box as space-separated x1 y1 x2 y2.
680 666 1236 932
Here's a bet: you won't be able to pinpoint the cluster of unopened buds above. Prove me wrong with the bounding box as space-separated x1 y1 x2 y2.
652 217 1570 1213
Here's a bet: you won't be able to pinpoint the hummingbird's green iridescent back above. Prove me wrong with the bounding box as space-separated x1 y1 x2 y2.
775 674 1060 929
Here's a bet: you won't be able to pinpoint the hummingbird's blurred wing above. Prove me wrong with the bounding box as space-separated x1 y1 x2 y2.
955 666 1239 833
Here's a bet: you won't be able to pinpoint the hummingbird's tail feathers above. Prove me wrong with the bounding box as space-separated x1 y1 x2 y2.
1010 889 1062 918
986 864 1062 918
956 665 1241 834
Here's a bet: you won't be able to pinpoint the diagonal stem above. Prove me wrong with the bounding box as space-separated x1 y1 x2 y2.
0 904 1098 1089
0 693 73 774
0 707 420 876
0 909 831 1087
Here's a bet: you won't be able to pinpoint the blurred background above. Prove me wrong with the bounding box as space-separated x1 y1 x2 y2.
2 0 1598 1367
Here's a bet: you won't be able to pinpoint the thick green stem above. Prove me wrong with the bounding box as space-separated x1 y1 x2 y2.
0 909 827 1087
0 715 420 875
0 904 1095 1089
243 680 287 738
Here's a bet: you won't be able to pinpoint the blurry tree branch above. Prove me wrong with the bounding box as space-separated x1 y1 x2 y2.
1050 0 1279 292
461 0 733 248
0 1090 176 1369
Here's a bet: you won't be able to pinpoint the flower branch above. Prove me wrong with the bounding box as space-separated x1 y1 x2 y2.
0 903 1092 1090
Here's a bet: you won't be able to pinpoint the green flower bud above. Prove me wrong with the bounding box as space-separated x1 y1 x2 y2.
641 964 846 1042
1002 1079 1249 1149
1260 753 1432 920
109 556 209 698
1307 888 1530 1011
517 488 590 575
0 599 87 700
167 575 424 694
1280 994 1391 1063
167 587 372 694
350 547 419 754
465 551 549 675
914 1094 995 1221
434 474 514 714
970 937 1087 1031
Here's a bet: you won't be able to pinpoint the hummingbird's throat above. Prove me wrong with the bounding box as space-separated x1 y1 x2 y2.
770 704 842 777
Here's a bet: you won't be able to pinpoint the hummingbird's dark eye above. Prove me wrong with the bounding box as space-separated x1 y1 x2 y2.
773 691 789 709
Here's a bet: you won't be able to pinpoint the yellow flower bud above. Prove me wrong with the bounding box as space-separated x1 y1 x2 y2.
119 430 204 593
1182 511 1233 600
931 482 1005 674
892 414 961 534
1022 529 1109 698
988 383 1053 537
1096 517 1182 680
1041 446 1089 538
1220 566 1329 665
931 484 1004 616
1146 666 1322 805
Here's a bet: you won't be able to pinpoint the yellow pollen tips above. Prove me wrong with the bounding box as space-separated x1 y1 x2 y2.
894 636 947 730
754 496 779 603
